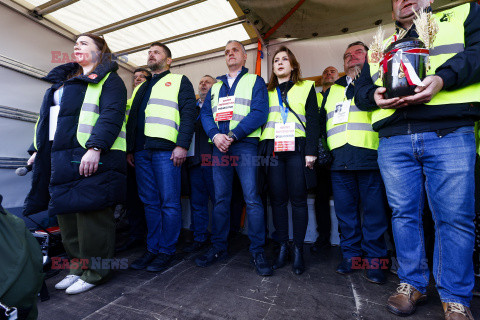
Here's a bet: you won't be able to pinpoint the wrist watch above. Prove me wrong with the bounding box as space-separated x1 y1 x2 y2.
92 147 100 151
227 131 235 141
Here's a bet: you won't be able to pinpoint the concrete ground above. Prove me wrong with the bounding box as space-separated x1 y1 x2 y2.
37 236 480 320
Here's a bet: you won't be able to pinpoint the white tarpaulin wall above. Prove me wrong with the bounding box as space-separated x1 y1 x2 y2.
12 0 253 67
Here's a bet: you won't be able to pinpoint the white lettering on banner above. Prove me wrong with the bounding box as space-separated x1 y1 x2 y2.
214 96 235 121
274 122 295 152
332 100 351 125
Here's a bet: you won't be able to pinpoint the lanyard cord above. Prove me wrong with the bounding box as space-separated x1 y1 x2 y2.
276 86 289 124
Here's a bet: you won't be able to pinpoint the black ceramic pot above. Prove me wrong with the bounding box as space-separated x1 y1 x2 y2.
383 37 427 98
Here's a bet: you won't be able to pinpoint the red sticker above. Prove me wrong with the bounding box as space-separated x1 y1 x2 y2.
88 74 98 79
165 82 171 87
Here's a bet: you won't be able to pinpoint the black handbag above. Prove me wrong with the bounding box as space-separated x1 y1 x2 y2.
317 137 333 168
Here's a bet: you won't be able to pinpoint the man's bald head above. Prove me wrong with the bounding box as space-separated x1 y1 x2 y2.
322 66 339 90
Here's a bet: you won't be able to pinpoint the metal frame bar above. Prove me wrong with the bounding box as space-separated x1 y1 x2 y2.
0 157 30 169
0 105 38 123
0 54 48 79
1 0 136 72
32 0 79 17
228 0 258 40
88 0 206 35
116 17 247 57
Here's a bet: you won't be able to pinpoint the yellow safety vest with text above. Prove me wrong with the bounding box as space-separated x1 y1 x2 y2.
211 73 261 138
260 80 314 140
369 3 480 126
325 83 378 151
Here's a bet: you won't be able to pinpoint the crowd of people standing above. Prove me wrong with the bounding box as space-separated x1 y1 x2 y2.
23 1 480 319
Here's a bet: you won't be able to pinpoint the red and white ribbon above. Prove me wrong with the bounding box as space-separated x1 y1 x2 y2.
382 48 429 87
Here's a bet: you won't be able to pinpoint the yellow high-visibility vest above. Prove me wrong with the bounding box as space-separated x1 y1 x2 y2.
324 82 378 150
210 73 261 138
76 72 127 151
140 73 183 143
260 80 314 140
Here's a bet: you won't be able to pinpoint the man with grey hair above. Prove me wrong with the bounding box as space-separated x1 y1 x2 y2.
196 40 271 276
321 41 388 285
183 75 217 253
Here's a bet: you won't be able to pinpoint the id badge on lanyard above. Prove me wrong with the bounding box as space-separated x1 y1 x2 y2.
332 84 352 125
274 87 295 152
215 96 235 121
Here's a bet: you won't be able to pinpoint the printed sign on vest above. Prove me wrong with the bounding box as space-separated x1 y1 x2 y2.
215 96 235 121
274 122 295 152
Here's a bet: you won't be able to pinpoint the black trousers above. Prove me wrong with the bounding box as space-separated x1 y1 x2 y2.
314 165 332 246
126 165 147 241
267 150 308 247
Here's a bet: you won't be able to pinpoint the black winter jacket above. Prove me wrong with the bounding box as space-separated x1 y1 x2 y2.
187 99 213 167
24 61 127 216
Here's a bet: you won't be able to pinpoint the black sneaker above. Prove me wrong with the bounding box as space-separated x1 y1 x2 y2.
146 253 174 272
183 241 208 253
195 246 227 267
251 252 273 276
130 251 157 270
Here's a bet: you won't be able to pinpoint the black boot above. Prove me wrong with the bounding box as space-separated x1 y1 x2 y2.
292 245 305 275
272 242 289 270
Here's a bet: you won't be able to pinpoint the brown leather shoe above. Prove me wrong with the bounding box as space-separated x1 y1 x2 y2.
442 302 474 320
387 283 427 316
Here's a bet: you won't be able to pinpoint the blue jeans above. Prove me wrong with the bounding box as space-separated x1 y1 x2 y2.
134 150 181 255
189 164 215 243
331 170 388 259
211 142 265 254
378 126 475 306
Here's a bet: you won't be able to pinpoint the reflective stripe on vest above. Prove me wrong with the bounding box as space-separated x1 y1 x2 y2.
369 4 480 126
211 73 261 138
325 83 378 150
260 80 314 141
77 72 127 151
144 73 183 143
33 116 40 150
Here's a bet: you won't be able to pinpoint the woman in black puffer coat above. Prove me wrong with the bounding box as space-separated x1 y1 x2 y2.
24 33 127 294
